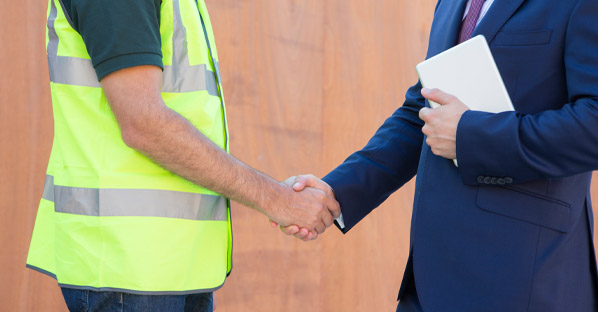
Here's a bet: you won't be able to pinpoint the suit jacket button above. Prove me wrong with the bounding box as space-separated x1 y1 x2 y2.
477 176 485 184
491 177 498 184
497 178 506 185
484 177 492 184
504 177 513 184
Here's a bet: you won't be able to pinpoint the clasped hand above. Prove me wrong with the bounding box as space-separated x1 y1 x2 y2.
270 175 339 241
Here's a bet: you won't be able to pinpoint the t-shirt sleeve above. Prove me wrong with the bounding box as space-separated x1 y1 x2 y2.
65 0 163 81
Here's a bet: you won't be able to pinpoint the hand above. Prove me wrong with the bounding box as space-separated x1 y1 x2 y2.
265 177 340 236
271 175 339 241
419 88 470 159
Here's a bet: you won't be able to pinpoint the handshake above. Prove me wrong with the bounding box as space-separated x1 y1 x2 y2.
265 174 340 241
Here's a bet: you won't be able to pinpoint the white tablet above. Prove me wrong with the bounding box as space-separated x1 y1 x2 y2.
416 35 514 113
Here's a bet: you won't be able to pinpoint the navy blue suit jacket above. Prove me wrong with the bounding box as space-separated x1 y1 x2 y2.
323 0 598 311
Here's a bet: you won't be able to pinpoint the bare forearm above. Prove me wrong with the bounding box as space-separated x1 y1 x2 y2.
100 65 339 233
101 66 280 216
123 104 280 215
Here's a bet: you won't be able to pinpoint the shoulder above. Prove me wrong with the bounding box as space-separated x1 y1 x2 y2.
66 0 164 80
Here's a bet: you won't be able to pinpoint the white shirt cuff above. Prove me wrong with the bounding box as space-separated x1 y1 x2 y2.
335 214 345 229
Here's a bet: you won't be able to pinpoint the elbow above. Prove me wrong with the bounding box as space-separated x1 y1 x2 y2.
117 106 171 151
120 123 150 151
115 105 172 151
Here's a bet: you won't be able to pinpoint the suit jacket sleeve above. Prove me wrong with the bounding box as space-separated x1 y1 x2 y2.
456 0 598 185
323 82 425 233
323 0 443 233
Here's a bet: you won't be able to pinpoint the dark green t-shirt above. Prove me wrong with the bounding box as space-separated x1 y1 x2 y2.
60 0 163 80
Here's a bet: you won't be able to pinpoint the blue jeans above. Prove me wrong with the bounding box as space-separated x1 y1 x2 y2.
61 288 213 312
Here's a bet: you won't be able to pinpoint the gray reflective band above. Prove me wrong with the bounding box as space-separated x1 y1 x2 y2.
47 0 58 57
46 58 218 93
55 186 228 221
213 62 223 88
42 175 227 221
48 56 101 88
163 64 218 95
159 0 218 95
42 174 54 202
46 0 99 88
46 0 219 94
172 0 188 71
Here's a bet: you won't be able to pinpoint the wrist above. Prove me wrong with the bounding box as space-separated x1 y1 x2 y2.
255 179 288 219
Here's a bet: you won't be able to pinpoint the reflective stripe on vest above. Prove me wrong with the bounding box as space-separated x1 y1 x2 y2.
41 175 227 221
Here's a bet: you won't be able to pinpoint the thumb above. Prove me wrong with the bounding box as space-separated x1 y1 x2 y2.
421 88 456 106
292 175 310 191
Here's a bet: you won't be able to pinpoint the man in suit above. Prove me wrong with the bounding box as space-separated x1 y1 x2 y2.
284 0 598 310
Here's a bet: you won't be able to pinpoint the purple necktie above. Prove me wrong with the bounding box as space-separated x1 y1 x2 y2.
458 0 486 43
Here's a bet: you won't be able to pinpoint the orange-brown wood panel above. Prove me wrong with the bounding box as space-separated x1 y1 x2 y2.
318 2 437 311
212 1 327 311
1 0 598 311
0 0 67 311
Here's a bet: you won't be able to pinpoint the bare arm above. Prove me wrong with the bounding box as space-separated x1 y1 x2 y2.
101 65 340 233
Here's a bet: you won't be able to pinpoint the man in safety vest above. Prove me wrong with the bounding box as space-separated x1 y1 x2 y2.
26 0 339 310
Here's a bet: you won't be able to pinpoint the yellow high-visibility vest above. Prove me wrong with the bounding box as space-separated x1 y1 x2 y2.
27 0 232 294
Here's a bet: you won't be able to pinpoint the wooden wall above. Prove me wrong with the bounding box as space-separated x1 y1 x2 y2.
1 0 596 311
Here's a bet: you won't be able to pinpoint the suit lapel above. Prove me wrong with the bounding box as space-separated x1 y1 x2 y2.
427 0 467 56
443 0 467 49
473 0 526 44
441 0 469 50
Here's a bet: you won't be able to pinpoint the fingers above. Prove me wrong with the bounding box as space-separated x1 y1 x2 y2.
321 207 335 229
293 227 309 239
314 222 326 234
304 187 339 233
293 180 307 192
270 219 278 228
294 175 340 220
419 107 431 122
280 224 300 235
293 174 336 196
419 88 461 124
311 188 337 231
326 196 341 219
421 88 457 106
283 226 318 241
318 195 336 228
274 182 338 238
292 174 318 192
292 179 307 192
303 231 317 241
277 223 314 240
278 224 319 241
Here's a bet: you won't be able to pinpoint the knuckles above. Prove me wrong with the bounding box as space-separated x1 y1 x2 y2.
313 190 327 202
418 108 428 120
421 124 431 136
448 94 461 104
425 137 434 147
